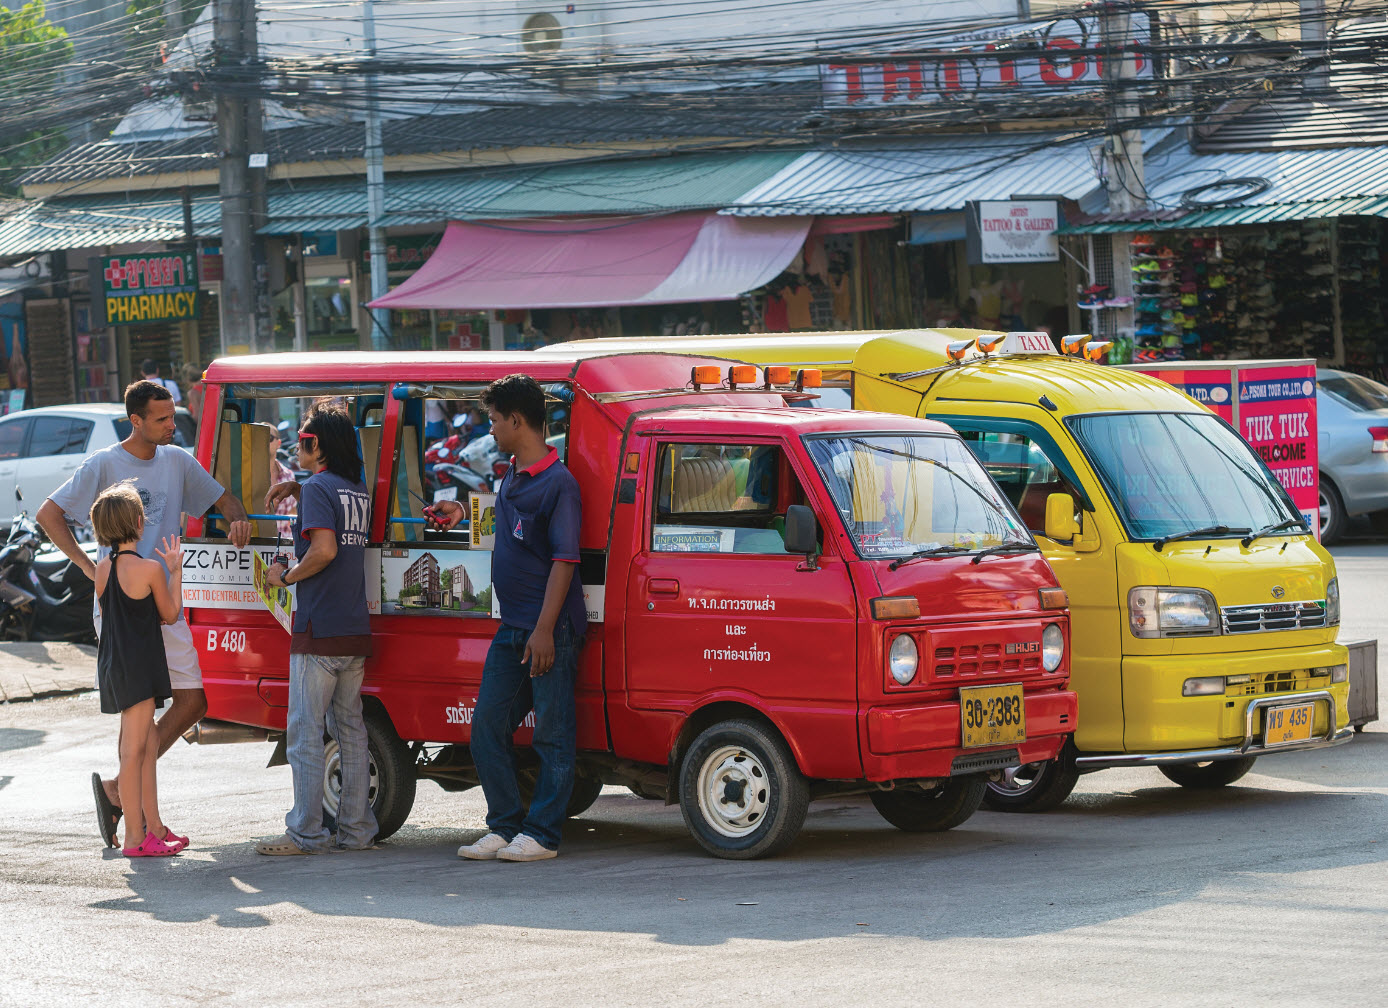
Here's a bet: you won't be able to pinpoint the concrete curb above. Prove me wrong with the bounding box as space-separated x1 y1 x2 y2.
0 642 96 703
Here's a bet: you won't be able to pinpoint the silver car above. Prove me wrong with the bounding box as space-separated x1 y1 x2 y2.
1317 368 1388 543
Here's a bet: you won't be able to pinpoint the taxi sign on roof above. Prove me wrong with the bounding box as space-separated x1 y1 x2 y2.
1000 332 1058 356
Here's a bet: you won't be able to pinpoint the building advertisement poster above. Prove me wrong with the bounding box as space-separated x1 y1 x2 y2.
966 201 1060 264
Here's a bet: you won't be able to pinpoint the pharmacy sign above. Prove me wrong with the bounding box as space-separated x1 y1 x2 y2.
100 252 200 324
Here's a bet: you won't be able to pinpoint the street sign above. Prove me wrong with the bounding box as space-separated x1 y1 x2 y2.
98 252 200 325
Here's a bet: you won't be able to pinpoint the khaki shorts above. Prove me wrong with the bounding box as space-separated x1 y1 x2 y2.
93 605 203 690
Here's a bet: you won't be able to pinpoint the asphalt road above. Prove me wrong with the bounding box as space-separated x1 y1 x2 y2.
1 545 1385 1008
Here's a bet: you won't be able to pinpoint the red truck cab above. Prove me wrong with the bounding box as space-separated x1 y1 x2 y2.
185 351 1076 858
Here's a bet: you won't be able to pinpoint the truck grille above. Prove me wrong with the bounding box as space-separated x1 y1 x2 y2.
1221 600 1327 634
933 643 1041 679
1225 669 1323 696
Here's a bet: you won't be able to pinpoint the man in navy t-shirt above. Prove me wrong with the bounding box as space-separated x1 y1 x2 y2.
434 374 585 863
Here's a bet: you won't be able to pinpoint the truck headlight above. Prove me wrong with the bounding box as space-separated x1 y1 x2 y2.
1326 577 1340 626
1128 587 1220 638
888 634 918 685
1042 623 1064 672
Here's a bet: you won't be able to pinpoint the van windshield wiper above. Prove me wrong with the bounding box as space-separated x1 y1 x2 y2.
971 541 1043 564
1153 525 1251 551
888 545 972 570
1241 518 1307 547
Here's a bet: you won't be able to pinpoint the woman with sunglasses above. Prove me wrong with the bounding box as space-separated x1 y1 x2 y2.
256 403 378 855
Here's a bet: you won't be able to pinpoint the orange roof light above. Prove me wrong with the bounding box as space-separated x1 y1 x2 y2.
946 339 975 362
728 364 758 387
1061 334 1090 355
975 334 1004 355
764 365 793 386
1083 340 1113 362
796 368 822 389
691 365 722 387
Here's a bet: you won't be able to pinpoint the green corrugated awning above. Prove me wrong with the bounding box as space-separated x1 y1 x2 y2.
0 150 802 256
1058 195 1388 235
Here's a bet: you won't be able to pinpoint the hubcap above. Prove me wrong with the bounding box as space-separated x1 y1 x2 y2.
1318 490 1331 529
696 745 770 838
322 739 380 818
989 762 1047 795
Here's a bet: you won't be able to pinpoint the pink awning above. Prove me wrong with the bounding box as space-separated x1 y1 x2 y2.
368 212 813 310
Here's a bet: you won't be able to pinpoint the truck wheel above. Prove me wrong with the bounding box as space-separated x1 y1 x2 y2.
323 710 417 841
679 718 809 860
515 768 605 818
1158 757 1256 788
982 759 1080 812
870 776 987 832
566 773 604 818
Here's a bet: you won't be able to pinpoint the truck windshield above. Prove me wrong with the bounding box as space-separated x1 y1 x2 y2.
1068 412 1299 541
805 434 1030 559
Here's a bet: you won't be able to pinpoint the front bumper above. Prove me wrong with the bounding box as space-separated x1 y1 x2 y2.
863 687 1077 780
1077 689 1353 768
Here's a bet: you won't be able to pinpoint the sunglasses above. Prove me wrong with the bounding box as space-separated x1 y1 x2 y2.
297 432 317 448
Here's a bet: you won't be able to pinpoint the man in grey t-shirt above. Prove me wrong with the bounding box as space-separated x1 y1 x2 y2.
39 380 252 847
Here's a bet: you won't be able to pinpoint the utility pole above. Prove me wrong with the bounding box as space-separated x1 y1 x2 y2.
1300 0 1328 94
1098 2 1146 346
215 0 256 355
363 0 391 350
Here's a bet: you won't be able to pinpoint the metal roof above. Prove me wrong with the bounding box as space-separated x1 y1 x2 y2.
723 133 1104 216
0 151 800 256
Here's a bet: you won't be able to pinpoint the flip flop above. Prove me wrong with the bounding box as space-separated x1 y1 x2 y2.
123 832 179 858
91 773 121 848
254 834 312 856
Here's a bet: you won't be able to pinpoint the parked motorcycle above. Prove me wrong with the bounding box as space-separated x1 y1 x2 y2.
424 432 507 498
0 510 97 644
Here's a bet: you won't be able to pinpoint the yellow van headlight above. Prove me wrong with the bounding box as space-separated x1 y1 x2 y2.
1128 587 1221 638
1326 577 1340 625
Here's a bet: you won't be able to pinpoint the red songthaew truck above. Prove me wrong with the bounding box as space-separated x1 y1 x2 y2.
183 351 1076 858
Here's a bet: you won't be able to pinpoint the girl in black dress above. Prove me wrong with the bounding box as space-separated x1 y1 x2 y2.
91 483 186 857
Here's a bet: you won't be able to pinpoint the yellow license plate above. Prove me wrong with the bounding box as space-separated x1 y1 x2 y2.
960 683 1026 748
1263 702 1315 746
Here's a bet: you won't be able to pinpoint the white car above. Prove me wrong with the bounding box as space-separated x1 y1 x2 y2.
0 403 197 532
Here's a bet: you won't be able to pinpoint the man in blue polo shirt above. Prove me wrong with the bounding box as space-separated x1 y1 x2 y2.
432 374 585 862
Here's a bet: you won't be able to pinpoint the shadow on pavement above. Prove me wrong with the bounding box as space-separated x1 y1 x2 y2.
0 727 45 753
87 784 1388 945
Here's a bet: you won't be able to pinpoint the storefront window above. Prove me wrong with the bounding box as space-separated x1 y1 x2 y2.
305 277 358 350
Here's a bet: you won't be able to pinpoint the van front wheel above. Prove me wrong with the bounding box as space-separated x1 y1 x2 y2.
323 711 417 841
1158 757 1256 788
679 719 809 860
870 776 987 832
982 757 1080 812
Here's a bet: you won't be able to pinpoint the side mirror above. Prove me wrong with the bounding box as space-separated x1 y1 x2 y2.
785 504 819 568
1043 492 1080 544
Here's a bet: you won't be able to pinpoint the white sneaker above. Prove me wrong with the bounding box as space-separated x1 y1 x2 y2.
496 834 557 862
457 832 511 860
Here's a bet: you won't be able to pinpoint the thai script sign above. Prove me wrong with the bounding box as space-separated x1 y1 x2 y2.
821 14 1152 106
99 252 199 325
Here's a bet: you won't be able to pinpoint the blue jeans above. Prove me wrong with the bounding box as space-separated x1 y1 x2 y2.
469 621 578 850
286 653 378 851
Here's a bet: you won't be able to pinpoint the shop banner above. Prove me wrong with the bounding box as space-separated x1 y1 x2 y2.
1237 365 1319 536
966 200 1059 264
820 13 1153 106
96 252 199 326
1133 368 1234 422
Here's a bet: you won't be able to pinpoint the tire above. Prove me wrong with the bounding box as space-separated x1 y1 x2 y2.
870 776 988 832
515 767 606 818
323 710 417 841
1367 510 1388 537
1158 756 1256 789
982 758 1080 813
1319 478 1347 545
678 718 809 860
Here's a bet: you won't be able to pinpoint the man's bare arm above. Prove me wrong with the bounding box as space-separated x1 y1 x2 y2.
36 499 95 581
214 489 253 549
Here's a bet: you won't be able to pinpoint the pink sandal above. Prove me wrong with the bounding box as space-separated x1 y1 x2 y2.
122 832 180 858
160 827 190 852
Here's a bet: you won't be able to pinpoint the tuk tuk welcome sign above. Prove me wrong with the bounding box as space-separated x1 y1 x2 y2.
98 252 200 325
